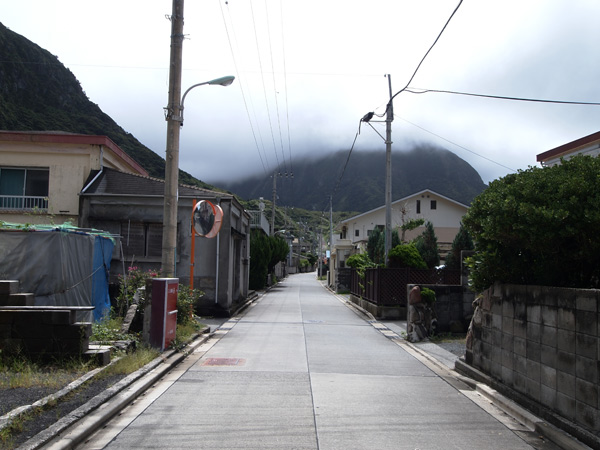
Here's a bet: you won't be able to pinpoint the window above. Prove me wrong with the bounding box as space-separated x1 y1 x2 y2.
431 200 437 210
416 199 421 214
355 229 360 237
120 222 163 259
0 167 49 209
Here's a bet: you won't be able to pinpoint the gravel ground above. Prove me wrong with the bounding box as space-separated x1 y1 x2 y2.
436 340 467 358
0 371 127 449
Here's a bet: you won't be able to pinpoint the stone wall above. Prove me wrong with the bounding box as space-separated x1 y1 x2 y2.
463 283 599 442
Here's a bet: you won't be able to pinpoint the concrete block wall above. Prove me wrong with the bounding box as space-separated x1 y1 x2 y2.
465 283 599 438
420 284 474 333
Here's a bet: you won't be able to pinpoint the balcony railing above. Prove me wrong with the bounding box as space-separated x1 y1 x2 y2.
248 210 270 235
0 195 48 210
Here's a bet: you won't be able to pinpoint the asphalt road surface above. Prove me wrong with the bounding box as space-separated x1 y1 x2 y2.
80 272 541 450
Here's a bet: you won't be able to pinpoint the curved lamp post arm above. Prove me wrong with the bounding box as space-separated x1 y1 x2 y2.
179 75 235 125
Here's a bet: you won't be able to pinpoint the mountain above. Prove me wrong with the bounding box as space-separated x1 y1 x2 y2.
222 144 487 212
0 22 212 189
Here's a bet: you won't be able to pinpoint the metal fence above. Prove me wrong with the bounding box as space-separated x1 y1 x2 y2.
0 195 48 210
350 267 461 306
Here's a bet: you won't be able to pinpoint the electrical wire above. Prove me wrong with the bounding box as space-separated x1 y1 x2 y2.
391 0 464 103
320 120 363 213
280 0 294 178
395 116 517 172
219 0 269 176
404 87 600 106
264 0 288 176
250 0 282 171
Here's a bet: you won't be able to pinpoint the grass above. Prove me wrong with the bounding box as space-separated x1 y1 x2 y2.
101 346 160 376
0 352 94 390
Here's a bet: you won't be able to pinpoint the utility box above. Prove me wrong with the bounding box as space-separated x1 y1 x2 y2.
149 278 178 351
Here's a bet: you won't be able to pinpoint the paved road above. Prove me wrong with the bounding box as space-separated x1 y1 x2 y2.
84 272 537 449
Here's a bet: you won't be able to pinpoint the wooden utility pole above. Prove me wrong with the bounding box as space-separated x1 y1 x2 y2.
271 171 277 235
384 74 393 265
161 0 185 277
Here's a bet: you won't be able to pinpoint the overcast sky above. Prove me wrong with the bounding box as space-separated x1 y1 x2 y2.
2 0 600 188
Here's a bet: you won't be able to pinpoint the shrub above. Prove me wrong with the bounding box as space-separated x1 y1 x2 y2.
177 285 204 325
388 243 427 269
346 252 374 269
420 287 436 305
463 155 600 292
116 266 160 317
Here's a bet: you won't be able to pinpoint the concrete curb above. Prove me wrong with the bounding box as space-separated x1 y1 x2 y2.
18 331 213 450
455 359 596 450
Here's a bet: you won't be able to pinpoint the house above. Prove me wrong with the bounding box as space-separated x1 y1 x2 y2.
0 130 250 317
536 130 600 167
0 131 148 224
79 168 250 316
337 189 469 254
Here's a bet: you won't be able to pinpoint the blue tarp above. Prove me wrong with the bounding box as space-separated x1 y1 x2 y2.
92 235 114 321
0 223 115 322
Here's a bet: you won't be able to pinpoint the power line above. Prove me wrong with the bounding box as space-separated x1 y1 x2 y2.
396 116 517 172
264 0 288 176
250 0 282 171
219 0 269 176
391 0 464 103
280 0 294 178
404 87 600 106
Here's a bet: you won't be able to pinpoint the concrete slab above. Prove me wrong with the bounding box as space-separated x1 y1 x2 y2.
103 372 318 449
311 372 533 449
93 273 541 450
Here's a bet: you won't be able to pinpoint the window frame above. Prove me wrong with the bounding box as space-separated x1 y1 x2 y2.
0 166 49 210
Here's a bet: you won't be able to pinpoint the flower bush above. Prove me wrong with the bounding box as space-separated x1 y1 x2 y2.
116 266 160 317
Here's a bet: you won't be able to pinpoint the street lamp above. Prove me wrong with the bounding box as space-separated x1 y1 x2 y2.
161 75 235 277
179 76 235 125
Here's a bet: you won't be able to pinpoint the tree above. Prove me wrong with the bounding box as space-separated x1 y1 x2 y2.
367 227 400 265
250 232 290 289
400 218 425 242
268 235 289 273
367 227 384 265
445 222 474 270
249 230 271 290
463 155 600 292
414 221 440 268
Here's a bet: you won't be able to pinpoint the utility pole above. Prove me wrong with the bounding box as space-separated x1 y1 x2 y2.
384 74 393 265
271 170 277 235
329 196 333 256
161 0 185 277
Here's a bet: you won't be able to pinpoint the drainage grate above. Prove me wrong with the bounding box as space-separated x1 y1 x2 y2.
202 357 245 366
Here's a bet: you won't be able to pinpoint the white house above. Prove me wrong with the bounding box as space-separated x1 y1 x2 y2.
537 130 600 167
327 189 470 291
337 189 469 252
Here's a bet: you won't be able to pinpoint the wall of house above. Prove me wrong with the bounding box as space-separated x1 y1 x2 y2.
342 192 466 246
462 283 600 444
0 140 139 224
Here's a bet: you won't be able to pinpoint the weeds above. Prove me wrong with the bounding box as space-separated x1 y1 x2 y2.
101 346 160 377
0 351 92 390
169 321 206 351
